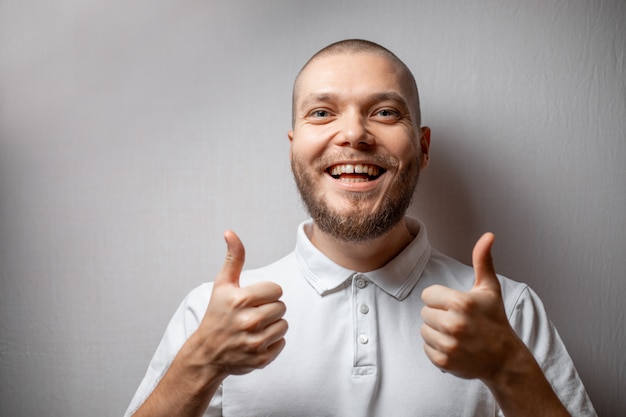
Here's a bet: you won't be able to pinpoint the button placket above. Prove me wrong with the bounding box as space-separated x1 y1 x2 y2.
352 274 378 374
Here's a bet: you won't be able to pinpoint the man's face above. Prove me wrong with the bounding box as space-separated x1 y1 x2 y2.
289 52 430 242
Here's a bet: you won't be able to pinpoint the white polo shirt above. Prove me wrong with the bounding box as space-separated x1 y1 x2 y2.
125 218 596 417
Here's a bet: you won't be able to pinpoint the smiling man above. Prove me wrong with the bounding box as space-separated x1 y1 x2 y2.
125 40 596 417
289 48 426 255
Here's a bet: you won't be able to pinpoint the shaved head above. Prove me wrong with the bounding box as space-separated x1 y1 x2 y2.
292 39 421 127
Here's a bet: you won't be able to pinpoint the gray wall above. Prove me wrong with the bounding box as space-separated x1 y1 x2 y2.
1 1 624 416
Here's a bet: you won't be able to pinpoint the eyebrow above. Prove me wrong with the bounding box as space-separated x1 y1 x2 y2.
298 93 337 110
299 91 409 111
368 92 408 107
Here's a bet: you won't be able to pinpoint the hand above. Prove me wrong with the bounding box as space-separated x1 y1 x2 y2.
420 233 524 382
190 230 288 377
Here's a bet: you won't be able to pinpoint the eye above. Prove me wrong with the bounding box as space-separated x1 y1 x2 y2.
372 108 401 122
310 109 330 118
305 108 335 124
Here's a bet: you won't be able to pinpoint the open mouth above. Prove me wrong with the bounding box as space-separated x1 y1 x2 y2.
326 163 386 183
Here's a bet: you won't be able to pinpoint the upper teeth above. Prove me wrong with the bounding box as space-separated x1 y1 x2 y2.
330 164 380 177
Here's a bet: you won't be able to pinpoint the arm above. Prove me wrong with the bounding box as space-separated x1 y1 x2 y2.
420 233 570 417
132 231 288 417
482 340 570 417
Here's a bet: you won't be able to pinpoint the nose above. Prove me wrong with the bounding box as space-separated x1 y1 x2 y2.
335 110 374 147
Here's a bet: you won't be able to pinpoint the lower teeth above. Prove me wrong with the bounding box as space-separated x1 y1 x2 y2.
340 177 368 183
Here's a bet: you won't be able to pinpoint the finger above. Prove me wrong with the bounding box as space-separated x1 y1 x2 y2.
262 319 289 349
421 284 462 309
420 323 456 354
252 337 287 369
234 336 287 373
423 341 450 371
239 282 284 307
471 232 500 291
254 301 287 330
420 305 451 332
238 301 286 332
267 337 287 357
215 230 245 288
244 319 289 355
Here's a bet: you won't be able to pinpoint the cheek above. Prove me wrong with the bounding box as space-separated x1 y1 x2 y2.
290 135 320 161
394 139 421 168
290 133 333 170
293 124 336 146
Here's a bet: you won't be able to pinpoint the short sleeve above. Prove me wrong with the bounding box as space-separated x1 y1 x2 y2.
507 285 597 416
123 283 224 417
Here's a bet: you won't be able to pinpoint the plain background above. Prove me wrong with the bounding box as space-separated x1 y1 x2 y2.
1 1 624 416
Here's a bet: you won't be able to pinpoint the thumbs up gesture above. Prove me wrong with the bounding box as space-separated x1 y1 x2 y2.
189 230 288 377
420 233 525 382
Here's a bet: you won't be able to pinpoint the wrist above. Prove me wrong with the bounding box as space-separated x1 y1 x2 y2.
176 331 229 391
134 335 227 417
481 337 533 390
481 341 569 417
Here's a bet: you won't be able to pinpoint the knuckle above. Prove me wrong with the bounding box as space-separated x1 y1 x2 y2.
229 291 251 309
441 337 459 354
445 317 468 336
433 353 451 369
236 312 260 331
272 284 284 298
276 301 287 317
245 334 267 352
250 354 272 369
449 294 475 312
273 319 289 338
280 318 289 333
256 340 285 368
254 356 272 369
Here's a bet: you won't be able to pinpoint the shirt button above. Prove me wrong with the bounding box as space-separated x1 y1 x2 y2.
356 278 368 288
359 304 369 314
358 334 369 344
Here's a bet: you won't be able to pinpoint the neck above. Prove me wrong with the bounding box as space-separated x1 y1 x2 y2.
306 218 415 272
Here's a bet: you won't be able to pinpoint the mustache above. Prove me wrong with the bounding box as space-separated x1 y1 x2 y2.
311 151 400 171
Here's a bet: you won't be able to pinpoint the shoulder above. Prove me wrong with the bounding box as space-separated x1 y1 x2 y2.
239 251 299 286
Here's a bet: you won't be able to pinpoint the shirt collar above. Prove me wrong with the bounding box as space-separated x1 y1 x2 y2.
294 217 432 300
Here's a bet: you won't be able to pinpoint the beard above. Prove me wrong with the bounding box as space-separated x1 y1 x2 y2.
291 151 420 243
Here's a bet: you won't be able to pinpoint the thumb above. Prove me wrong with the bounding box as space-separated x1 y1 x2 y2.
215 230 245 288
471 232 500 291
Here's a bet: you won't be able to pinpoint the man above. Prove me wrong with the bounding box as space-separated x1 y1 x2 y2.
125 40 596 416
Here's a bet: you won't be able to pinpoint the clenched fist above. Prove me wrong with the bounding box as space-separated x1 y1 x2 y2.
196 230 288 376
132 232 288 417
420 233 524 382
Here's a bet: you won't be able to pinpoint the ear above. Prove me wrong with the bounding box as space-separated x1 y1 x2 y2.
288 130 294 158
418 126 431 169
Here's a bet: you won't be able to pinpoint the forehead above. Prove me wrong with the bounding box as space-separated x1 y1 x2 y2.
296 53 408 105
